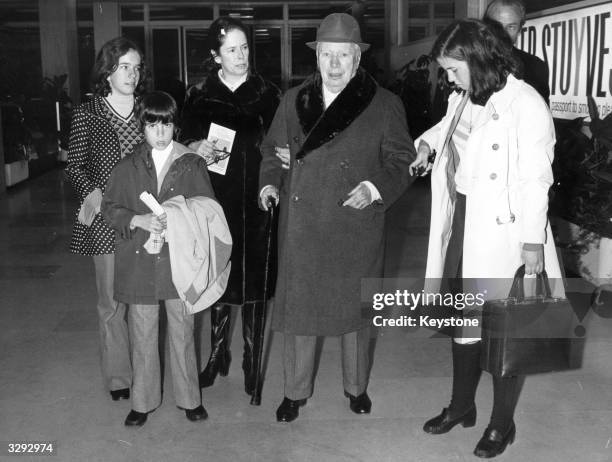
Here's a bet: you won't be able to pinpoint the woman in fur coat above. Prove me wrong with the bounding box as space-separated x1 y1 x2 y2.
179 16 280 402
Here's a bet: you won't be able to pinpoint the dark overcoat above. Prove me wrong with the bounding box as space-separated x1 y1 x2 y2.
513 48 550 105
259 69 416 336
180 72 280 305
101 142 215 305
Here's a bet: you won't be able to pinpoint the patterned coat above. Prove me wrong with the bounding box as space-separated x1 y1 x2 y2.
66 96 143 255
180 72 280 305
259 69 416 336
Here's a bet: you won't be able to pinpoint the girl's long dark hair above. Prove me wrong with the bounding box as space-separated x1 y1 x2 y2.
431 19 519 105
90 36 147 97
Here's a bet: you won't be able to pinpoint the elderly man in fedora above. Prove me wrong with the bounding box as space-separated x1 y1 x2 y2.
259 13 416 422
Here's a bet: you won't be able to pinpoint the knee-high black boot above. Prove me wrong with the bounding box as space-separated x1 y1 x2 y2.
242 301 266 400
473 375 523 458
424 341 482 434
199 304 232 388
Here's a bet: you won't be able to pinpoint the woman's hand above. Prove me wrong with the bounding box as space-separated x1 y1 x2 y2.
78 188 103 225
189 139 217 163
410 140 432 176
275 145 290 170
131 213 167 234
522 246 544 274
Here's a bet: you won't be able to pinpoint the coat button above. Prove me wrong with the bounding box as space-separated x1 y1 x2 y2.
492 113 499 120
135 250 139 254
492 143 499 150
490 172 497 180
293 136 299 143
292 195 299 202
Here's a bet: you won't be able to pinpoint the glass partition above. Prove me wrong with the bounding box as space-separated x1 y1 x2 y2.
252 26 282 88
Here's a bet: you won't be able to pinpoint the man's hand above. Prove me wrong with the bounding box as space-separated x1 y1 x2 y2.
342 183 372 210
259 185 279 211
275 145 290 170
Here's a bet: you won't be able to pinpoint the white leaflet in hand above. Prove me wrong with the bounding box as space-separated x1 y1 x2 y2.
207 122 235 176
139 191 165 216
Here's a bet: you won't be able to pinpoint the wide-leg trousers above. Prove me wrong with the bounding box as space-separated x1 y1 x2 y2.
283 327 370 400
128 299 200 413
92 254 131 391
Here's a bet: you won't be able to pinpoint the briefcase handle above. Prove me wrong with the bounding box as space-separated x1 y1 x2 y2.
509 265 552 302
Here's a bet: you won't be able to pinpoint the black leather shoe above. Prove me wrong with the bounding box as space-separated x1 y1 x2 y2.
474 423 516 458
344 391 372 414
276 397 307 422
423 405 477 434
110 388 130 401
185 405 208 422
124 410 147 426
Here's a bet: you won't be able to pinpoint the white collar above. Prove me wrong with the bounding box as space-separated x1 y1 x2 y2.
322 84 342 109
218 69 248 92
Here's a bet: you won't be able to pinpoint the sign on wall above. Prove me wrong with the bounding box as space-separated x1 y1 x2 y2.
519 1 612 119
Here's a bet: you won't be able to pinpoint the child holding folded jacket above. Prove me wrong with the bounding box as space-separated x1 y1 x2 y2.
102 91 227 426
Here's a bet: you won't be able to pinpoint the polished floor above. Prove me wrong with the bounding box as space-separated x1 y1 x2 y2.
0 167 611 462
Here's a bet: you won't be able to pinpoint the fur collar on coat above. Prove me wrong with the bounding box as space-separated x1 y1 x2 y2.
184 71 278 117
180 71 280 146
295 67 378 159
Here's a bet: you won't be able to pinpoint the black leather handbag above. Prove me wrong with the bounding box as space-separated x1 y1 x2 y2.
480 266 583 377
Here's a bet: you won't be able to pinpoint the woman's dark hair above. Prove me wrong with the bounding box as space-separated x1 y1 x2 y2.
431 19 519 105
136 91 178 131
90 36 147 96
203 16 251 72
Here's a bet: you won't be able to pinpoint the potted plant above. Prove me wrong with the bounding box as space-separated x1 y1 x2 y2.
1 102 31 186
550 96 612 283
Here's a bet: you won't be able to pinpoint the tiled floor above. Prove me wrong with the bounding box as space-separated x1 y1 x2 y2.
0 168 610 462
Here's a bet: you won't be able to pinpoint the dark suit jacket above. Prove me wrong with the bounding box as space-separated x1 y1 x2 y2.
514 47 550 105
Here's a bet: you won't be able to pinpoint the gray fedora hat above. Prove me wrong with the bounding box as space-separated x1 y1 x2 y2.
306 13 370 51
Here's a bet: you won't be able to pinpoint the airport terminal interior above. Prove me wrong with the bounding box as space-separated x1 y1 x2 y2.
0 168 610 461
1 0 611 461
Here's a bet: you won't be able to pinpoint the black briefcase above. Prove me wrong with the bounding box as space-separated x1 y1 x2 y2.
480 266 583 377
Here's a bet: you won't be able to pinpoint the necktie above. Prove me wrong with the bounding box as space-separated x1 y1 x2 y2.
444 93 470 202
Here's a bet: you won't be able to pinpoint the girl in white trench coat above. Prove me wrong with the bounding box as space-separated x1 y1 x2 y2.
410 19 564 459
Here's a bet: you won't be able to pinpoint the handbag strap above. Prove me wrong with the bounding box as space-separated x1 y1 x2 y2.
508 265 552 302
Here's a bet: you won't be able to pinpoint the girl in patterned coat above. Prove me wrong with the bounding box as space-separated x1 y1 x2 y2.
66 37 146 402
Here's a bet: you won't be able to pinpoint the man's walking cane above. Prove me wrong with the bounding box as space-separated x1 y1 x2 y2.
250 199 275 405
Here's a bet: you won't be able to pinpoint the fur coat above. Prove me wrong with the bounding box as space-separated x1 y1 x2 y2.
180 72 281 305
